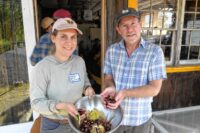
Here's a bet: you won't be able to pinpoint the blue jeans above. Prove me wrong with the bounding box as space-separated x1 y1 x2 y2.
40 117 76 133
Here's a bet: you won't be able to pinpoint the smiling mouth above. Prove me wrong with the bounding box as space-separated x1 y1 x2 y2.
64 47 73 51
127 34 135 37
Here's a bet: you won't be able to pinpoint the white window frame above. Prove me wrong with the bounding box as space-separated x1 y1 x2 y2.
178 0 200 65
139 0 200 66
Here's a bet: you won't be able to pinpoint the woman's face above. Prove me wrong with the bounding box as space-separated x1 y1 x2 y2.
52 29 78 58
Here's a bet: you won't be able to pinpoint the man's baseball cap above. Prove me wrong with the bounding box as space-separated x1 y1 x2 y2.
116 8 140 24
53 9 72 19
52 18 83 35
41 17 54 29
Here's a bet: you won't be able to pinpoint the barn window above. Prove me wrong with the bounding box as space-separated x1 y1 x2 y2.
139 0 200 66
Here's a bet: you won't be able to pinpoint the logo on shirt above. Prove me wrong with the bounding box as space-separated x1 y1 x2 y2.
68 73 81 83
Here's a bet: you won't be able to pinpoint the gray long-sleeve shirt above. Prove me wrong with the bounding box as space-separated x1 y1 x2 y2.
30 55 91 119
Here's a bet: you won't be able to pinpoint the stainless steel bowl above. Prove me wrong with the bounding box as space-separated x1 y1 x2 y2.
68 95 123 133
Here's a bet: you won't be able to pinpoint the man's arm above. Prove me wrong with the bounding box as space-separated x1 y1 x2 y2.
109 79 163 109
101 74 116 99
122 79 163 98
103 74 115 90
104 73 163 98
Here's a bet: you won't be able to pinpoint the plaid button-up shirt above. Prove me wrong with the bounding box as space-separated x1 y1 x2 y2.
104 38 167 126
30 33 52 66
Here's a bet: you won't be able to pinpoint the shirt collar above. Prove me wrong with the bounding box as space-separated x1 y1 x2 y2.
140 38 146 48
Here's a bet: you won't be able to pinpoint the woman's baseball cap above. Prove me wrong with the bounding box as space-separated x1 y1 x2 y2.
52 18 83 35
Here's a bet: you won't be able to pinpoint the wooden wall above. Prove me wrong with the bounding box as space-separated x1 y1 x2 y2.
153 71 200 111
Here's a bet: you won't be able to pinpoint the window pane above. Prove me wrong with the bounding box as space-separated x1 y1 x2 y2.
161 30 173 45
184 27 200 46
141 11 153 28
142 29 152 37
163 11 175 28
152 29 161 44
142 29 157 44
0 0 32 126
182 31 189 45
190 31 200 45
194 14 200 28
180 46 189 60
156 11 175 28
162 46 171 61
189 46 199 59
185 30 192 45
184 13 195 28
160 30 173 61
185 0 197 12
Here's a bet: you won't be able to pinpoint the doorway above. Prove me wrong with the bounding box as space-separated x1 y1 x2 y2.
36 0 102 93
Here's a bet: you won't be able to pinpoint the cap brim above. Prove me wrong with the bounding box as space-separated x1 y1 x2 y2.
117 14 139 24
54 26 83 35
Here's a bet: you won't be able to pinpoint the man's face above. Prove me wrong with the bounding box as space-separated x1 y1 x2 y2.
116 16 141 45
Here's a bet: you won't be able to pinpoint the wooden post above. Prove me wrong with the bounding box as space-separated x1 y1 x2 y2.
101 0 106 91
102 0 127 92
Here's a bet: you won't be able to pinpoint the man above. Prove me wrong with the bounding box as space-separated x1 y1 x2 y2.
101 8 167 133
30 17 54 66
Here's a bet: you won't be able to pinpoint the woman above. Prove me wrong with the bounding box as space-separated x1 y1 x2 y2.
30 18 95 133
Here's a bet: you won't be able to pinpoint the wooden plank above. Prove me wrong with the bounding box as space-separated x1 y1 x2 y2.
167 66 200 73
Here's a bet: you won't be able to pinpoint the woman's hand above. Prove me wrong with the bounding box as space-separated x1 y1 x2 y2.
56 102 78 118
84 86 95 99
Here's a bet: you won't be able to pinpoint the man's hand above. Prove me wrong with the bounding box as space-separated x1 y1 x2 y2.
100 87 116 108
101 86 116 99
105 90 126 109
